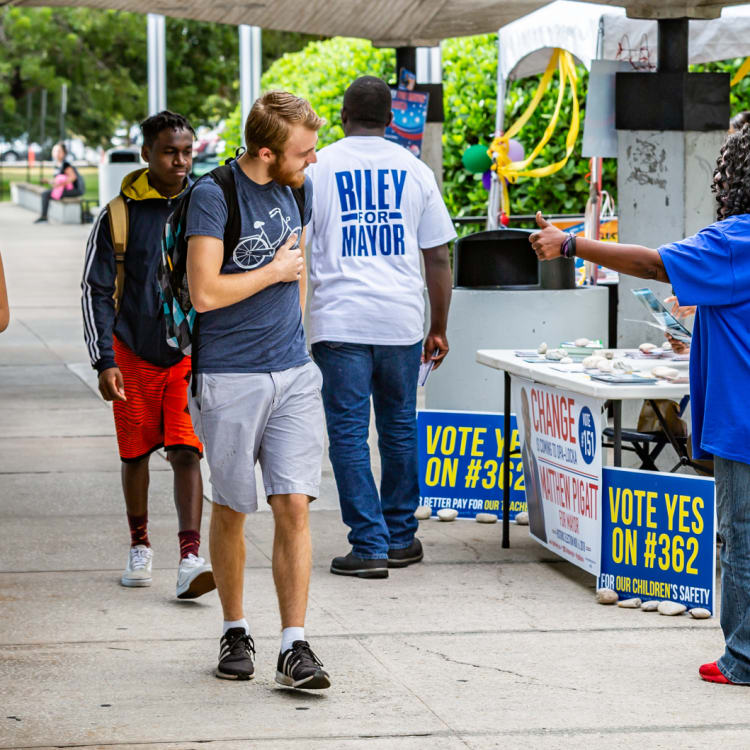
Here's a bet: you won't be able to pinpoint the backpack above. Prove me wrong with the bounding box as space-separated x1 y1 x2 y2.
157 160 305 358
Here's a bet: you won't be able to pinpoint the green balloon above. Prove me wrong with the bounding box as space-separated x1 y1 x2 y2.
462 143 492 173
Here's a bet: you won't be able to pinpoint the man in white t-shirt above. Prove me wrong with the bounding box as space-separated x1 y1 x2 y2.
307 76 456 579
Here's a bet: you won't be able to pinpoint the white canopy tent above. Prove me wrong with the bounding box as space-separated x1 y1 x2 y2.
499 0 750 81
488 1 750 226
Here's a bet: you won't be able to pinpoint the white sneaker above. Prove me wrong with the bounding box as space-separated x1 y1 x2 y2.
176 553 216 600
121 545 153 588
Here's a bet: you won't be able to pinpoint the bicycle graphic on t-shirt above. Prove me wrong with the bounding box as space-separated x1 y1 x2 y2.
232 207 301 270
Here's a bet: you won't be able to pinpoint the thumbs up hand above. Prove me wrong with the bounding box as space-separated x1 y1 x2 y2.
529 211 567 260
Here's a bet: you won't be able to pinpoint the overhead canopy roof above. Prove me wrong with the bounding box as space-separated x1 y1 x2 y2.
5 0 750 45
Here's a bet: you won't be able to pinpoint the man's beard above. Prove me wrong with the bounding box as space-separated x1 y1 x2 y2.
269 155 305 188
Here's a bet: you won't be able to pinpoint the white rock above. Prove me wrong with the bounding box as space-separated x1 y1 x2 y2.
596 588 618 604
603 350 615 359
560 357 574 364
514 511 529 525
617 597 642 608
537 342 548 354
582 355 602 369
641 600 659 612
613 359 630 371
597 359 614 372
640 342 659 354
661 341 672 351
414 505 432 520
545 350 564 361
437 508 458 522
574 337 590 347
689 608 711 619
651 365 680 380
657 601 687 616
475 513 498 524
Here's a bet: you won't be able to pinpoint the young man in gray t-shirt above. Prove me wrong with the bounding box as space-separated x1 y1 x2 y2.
185 91 330 689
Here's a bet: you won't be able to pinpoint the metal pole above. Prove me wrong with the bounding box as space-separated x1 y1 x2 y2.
502 371 511 549
613 400 622 467
147 14 167 115
26 92 32 183
487 36 506 230
239 25 262 140
59 83 67 144
39 88 47 184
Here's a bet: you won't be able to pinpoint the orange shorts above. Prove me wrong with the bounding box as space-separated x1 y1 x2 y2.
112 337 202 462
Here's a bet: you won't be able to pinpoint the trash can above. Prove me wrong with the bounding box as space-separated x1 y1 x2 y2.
453 228 575 290
99 148 141 207
454 229 538 288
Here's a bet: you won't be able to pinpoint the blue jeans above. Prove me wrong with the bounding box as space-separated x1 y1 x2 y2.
312 341 422 559
716 456 750 683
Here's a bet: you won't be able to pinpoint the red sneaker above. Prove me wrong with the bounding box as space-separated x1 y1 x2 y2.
699 661 736 684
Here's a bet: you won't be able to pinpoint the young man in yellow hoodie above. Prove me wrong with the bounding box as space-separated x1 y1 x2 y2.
81 111 215 600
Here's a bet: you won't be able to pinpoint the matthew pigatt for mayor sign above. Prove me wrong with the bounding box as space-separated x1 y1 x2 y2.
417 410 526 520
599 467 716 613
512 377 603 575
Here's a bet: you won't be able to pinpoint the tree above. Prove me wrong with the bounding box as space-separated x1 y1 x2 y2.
0 7 318 147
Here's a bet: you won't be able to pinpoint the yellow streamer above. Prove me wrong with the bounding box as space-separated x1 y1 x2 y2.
731 56 750 87
488 49 580 218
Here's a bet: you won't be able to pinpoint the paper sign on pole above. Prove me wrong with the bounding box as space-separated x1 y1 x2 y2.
385 89 429 158
511 377 604 575
417 410 526 519
599 467 716 613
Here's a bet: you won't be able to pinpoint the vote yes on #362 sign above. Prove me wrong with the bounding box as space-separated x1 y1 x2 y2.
599 467 716 613
417 410 526 519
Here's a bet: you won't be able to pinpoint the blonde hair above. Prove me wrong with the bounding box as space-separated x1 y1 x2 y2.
244 91 323 157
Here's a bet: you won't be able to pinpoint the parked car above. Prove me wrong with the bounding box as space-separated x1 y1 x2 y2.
0 139 29 162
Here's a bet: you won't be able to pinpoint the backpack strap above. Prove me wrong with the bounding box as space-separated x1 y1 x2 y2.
291 183 306 229
107 195 129 314
210 163 241 261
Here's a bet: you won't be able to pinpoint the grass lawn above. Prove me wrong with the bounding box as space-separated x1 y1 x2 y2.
0 164 99 203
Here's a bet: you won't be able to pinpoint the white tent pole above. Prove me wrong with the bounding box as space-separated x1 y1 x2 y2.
487 36 505 230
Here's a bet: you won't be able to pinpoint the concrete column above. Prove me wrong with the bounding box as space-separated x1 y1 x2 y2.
417 45 443 192
616 129 725 347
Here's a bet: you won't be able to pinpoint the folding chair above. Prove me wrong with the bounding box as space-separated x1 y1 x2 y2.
603 396 712 475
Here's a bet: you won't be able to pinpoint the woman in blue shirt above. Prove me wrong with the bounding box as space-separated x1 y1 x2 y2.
530 125 750 686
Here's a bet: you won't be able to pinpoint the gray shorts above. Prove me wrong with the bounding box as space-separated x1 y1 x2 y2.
188 361 325 514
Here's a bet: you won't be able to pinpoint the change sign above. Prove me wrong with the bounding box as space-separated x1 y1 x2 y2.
417 410 526 519
599 467 716 613
511 377 604 575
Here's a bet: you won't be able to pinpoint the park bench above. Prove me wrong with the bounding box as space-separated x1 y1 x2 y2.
10 181 84 224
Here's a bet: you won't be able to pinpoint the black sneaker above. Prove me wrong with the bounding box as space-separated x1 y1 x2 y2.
34 217 48 223
216 628 255 680
276 640 331 690
388 538 424 568
330 552 388 579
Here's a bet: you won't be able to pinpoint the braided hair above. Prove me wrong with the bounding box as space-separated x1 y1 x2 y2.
140 110 195 148
712 125 750 221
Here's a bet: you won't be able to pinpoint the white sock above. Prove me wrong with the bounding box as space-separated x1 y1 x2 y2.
223 618 249 635
281 626 305 653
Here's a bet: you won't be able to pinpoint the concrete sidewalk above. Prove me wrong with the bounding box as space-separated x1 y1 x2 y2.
0 202 745 750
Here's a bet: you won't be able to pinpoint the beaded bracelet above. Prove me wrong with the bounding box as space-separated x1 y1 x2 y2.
560 232 577 258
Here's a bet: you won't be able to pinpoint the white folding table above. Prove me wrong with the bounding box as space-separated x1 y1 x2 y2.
476 349 691 548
